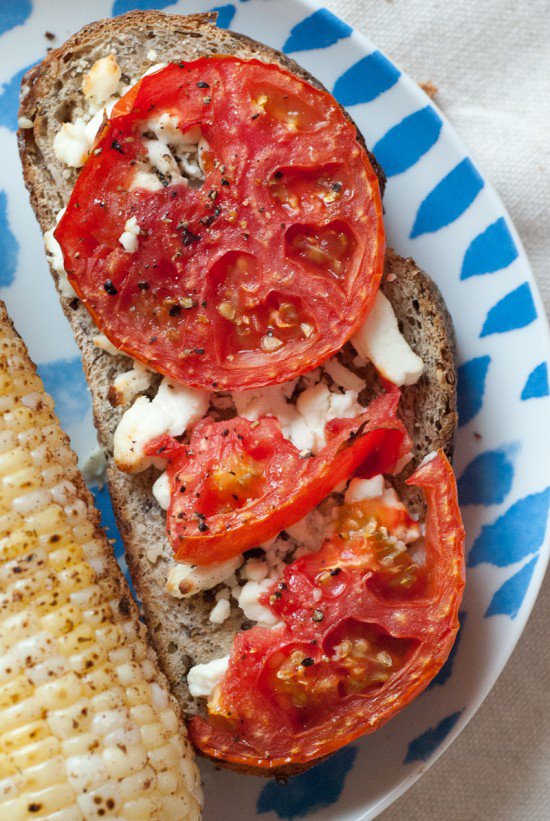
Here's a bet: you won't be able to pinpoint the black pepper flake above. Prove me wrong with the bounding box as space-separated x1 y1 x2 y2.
332 182 343 192
195 513 209 532
111 139 124 153
44 31 55 40
137 281 149 290
103 280 118 296
208 189 218 201
222 429 230 437
194 347 205 355
169 304 181 317
274 171 283 179
181 228 201 247
197 81 210 89
301 657 315 667
221 178 230 186
177 61 186 68
202 300 208 308
251 113 260 120
312 609 324 622
330 567 342 576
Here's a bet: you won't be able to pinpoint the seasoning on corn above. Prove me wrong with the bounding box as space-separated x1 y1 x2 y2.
0 302 203 819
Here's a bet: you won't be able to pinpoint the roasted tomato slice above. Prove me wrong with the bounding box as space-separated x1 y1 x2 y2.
145 390 410 564
189 451 465 768
54 57 384 390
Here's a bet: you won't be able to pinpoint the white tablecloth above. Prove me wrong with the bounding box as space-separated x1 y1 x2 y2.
324 1 550 818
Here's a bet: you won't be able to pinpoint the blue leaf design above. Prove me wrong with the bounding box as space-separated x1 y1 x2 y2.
372 106 442 178
0 191 18 287
91 484 138 600
283 8 352 54
404 711 463 764
458 447 515 506
209 4 236 28
428 612 467 688
0 0 32 35
257 745 357 819
37 357 91 431
461 217 518 279
486 557 538 619
457 355 490 427
468 488 550 568
0 62 35 132
410 158 484 238
112 0 177 14
480 282 537 337
333 51 400 107
521 362 549 400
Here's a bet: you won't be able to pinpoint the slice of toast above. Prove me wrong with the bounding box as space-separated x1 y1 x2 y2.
18 10 457 776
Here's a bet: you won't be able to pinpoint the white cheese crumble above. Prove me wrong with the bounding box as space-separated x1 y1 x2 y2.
344 475 384 503
119 216 141 253
233 381 362 454
43 207 75 297
152 471 170 511
187 656 230 698
93 334 123 357
351 291 424 387
113 377 209 473
238 579 280 627
82 55 122 111
166 556 241 599
18 116 33 129
110 359 152 407
209 599 231 624
131 117 209 192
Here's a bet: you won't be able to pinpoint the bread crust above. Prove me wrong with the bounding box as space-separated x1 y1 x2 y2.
18 9 455 778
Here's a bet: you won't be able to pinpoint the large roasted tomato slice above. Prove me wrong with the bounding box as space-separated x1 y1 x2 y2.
189 450 465 768
54 57 384 390
145 391 410 564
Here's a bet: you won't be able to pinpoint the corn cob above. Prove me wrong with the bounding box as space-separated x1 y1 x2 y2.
0 302 202 820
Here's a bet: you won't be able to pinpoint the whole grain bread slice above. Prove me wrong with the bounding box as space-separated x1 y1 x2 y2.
18 9 456 777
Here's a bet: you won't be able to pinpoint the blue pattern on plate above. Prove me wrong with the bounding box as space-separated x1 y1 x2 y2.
91 484 138 599
208 4 236 28
457 447 515 507
0 63 35 132
283 8 352 53
456 355 491 427
0 191 18 287
410 158 484 238
37 356 90 431
257 746 358 819
468 488 550 568
461 217 518 279
0 0 32 36
332 51 400 107
521 362 549 400
372 106 442 178
428 612 467 688
485 557 538 619
480 282 537 337
404 711 463 764
112 0 178 14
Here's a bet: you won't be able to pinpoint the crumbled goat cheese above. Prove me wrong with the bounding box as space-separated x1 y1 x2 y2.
113 378 209 473
18 116 34 129
287 506 331 557
166 556 241 599
209 599 231 625
119 216 141 253
238 579 281 627
187 656 229 698
345 475 385 503
43 207 75 297
152 471 170 511
130 114 209 191
242 558 269 582
233 381 362 454
351 291 424 386
82 55 121 110
93 334 123 356
323 358 365 392
110 360 152 407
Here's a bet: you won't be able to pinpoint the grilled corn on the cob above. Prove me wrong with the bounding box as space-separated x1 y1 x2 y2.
0 302 202 820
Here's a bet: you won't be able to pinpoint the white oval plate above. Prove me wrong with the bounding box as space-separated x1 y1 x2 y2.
1 1 549 818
